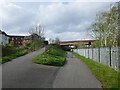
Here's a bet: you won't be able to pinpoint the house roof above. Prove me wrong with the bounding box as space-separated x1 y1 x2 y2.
0 30 9 36
8 35 25 37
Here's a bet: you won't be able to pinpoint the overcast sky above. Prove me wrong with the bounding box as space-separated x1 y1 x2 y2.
0 0 117 41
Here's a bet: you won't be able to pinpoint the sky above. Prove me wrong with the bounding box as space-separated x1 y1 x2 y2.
0 0 118 41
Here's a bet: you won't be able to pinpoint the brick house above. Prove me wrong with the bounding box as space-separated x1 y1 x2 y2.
9 33 44 47
9 35 25 47
0 30 45 47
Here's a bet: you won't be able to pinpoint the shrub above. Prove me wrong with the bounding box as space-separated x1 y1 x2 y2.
47 48 66 57
33 54 49 64
34 54 66 66
1 51 28 64
47 55 66 66
33 46 66 66
2 44 25 57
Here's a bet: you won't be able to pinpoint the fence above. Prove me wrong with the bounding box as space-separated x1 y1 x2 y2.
73 47 120 71
0 45 1 58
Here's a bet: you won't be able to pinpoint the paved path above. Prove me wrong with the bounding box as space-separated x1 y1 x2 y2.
2 48 60 88
53 52 102 88
0 65 2 89
2 49 102 88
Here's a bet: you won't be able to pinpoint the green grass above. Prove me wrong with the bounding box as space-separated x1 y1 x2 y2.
47 48 66 57
0 51 28 64
72 52 120 89
33 46 67 66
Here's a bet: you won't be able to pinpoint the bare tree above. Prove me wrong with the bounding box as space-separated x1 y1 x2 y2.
28 24 46 49
29 24 45 38
49 38 55 44
55 37 60 44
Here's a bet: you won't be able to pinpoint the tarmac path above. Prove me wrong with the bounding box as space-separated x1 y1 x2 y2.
53 52 102 88
2 49 102 88
2 48 60 88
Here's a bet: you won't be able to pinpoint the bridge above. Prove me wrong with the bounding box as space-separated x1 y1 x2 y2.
59 40 97 50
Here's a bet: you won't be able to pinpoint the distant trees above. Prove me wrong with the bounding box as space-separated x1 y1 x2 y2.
29 24 45 39
49 38 55 44
88 3 119 47
49 37 60 45
54 37 60 44
28 24 46 49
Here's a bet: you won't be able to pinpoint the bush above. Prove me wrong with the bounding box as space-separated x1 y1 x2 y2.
2 44 25 57
47 48 66 57
1 51 28 64
47 56 66 66
33 45 66 66
34 54 66 66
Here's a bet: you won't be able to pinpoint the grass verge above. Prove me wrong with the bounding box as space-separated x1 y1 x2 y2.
0 51 28 64
72 52 120 89
33 45 67 66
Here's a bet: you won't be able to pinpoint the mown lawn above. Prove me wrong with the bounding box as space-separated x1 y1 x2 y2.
72 52 120 89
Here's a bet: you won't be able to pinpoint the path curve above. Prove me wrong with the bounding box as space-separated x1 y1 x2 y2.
2 48 60 88
2 50 102 88
53 52 102 88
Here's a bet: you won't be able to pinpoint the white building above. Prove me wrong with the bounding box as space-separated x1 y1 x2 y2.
0 30 9 45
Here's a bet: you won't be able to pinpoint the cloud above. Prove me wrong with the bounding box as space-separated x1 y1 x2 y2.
0 1 112 41
38 2 112 40
0 2 38 35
